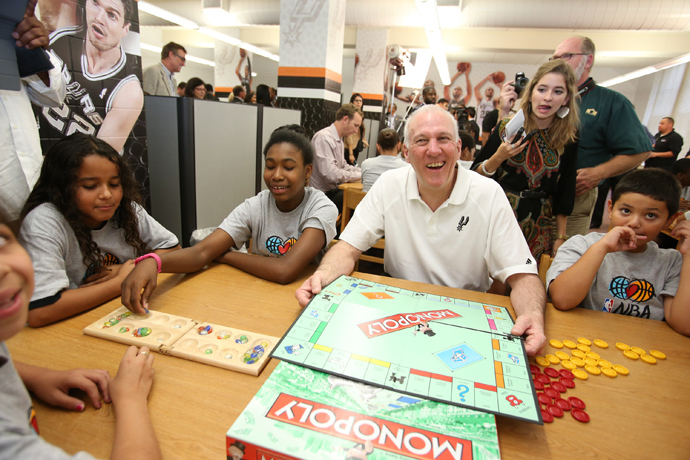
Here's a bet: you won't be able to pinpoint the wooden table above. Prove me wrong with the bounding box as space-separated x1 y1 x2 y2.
7 265 690 459
338 181 363 191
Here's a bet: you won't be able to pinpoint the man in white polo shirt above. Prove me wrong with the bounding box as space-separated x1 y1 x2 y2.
296 105 546 356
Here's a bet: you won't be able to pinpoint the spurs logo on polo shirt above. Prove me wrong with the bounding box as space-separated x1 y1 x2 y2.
456 216 469 232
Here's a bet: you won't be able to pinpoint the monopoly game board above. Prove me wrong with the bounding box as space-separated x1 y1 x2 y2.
272 276 541 424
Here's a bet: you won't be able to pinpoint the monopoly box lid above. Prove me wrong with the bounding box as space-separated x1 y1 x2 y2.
226 362 500 460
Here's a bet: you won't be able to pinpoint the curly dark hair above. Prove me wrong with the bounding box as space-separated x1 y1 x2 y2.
22 134 147 271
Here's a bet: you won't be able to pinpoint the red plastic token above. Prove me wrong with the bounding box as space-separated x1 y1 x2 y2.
544 387 560 399
558 377 575 388
559 369 575 380
530 364 541 375
544 367 560 378
571 409 590 423
568 396 586 410
534 380 544 391
551 381 567 393
554 397 572 411
536 374 551 384
541 408 554 423
537 393 552 405
546 403 564 417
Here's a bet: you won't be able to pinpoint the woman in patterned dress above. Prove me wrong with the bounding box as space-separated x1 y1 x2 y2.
472 60 580 262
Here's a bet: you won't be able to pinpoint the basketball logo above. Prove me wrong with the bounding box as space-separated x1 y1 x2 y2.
609 276 655 302
627 279 654 302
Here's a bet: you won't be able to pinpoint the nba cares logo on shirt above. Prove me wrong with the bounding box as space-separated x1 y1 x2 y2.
266 236 297 256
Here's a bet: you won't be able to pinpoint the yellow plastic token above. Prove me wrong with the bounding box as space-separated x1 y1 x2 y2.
562 340 577 349
545 354 560 364
623 350 639 360
572 349 586 358
585 365 601 375
584 358 598 367
586 351 601 360
598 359 613 368
601 367 617 378
593 339 609 348
650 350 666 360
572 369 588 380
535 357 550 367
549 339 564 349
561 360 576 370
555 351 570 361
576 344 591 353
571 357 586 367
630 346 646 356
613 364 630 375
616 342 631 351
641 354 657 364
577 337 592 346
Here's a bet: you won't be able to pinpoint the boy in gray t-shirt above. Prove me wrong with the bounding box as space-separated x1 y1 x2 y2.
547 169 690 337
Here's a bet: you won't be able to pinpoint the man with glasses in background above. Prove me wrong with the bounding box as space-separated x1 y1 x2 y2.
501 36 651 236
144 41 187 97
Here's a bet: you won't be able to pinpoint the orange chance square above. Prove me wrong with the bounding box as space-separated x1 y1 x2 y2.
361 292 394 300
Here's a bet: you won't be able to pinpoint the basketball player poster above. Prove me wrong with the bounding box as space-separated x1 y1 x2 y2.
35 0 150 205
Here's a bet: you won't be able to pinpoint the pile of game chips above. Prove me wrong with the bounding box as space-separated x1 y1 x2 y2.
530 364 589 423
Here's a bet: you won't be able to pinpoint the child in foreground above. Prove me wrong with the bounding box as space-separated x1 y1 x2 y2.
19 134 180 327
0 223 161 459
547 168 690 337
121 127 337 314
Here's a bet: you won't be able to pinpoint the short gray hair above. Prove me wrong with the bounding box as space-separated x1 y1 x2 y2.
404 105 458 147
576 35 595 66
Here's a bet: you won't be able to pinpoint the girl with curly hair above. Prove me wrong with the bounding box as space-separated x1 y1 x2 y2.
19 133 179 327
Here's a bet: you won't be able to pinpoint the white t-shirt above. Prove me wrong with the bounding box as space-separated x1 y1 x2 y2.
218 188 337 262
20 202 178 305
341 163 537 291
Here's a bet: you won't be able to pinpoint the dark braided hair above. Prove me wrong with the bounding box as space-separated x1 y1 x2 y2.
22 134 147 271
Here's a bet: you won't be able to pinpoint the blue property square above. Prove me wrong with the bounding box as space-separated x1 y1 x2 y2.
435 344 484 371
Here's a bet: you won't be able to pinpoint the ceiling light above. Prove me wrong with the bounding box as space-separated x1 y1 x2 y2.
138 1 199 29
600 52 690 87
139 1 279 62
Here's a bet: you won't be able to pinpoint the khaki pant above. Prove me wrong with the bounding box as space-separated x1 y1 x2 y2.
566 188 598 237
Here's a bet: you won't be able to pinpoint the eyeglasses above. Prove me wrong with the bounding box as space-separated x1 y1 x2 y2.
172 51 186 63
549 53 588 61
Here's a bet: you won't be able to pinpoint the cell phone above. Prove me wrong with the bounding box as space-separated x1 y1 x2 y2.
522 129 539 143
510 127 525 144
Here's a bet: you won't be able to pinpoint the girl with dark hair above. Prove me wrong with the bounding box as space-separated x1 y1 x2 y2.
19 134 179 327
244 91 256 104
472 59 580 261
121 127 338 313
184 77 207 99
256 84 272 106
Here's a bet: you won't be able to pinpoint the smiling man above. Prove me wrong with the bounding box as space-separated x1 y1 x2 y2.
297 105 547 356
38 0 143 153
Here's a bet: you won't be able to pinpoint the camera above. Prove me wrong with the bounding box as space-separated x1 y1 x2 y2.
512 72 529 96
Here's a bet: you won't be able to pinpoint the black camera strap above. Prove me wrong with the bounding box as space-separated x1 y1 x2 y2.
578 78 596 97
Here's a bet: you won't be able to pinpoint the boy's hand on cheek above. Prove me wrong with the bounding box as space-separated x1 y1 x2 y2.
599 226 645 253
